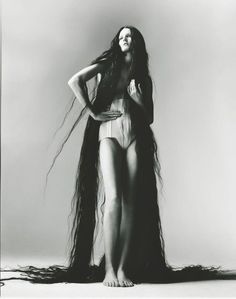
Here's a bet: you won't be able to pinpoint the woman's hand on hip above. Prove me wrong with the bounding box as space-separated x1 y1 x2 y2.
91 110 122 122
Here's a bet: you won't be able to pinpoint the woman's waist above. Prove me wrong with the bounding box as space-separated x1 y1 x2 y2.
99 112 134 132
105 97 131 112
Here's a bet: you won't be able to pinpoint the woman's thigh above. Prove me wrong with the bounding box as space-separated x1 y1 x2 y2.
99 138 124 200
123 140 139 202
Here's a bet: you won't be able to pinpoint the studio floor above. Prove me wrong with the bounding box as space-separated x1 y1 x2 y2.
1 278 236 298
1 258 236 298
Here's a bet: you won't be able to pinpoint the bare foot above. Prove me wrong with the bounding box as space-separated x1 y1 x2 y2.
103 270 120 287
117 269 134 287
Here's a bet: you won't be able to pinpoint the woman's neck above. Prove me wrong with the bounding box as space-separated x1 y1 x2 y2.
123 52 132 65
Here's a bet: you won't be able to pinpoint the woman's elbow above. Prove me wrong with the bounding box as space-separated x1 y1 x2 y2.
68 75 83 88
68 77 75 88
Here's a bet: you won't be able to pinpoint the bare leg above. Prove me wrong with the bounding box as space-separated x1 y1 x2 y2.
99 138 123 287
117 140 138 287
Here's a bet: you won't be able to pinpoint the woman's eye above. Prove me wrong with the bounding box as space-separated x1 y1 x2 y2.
119 34 131 41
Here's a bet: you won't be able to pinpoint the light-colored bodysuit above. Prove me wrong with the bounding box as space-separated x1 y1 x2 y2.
98 97 136 150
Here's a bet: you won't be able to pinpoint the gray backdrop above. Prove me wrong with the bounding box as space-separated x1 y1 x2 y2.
2 0 236 269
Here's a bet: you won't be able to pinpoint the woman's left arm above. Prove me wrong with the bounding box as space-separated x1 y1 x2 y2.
127 77 154 124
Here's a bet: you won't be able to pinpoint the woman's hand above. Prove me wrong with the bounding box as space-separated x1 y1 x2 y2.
127 78 153 124
127 79 143 105
91 110 122 122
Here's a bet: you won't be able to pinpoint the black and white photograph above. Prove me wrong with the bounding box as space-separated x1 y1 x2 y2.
1 0 236 297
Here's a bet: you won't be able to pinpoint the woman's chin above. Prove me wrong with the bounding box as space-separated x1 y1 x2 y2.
121 46 130 52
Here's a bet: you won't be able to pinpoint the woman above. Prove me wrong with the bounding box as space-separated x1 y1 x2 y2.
66 25 166 287
68 26 158 287
1 26 235 287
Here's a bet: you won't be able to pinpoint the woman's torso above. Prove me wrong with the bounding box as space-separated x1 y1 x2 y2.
98 67 136 148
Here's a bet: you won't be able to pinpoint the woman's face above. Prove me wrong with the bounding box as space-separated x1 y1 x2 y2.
119 28 132 53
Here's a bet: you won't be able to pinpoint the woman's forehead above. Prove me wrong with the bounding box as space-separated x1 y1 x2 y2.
119 28 131 37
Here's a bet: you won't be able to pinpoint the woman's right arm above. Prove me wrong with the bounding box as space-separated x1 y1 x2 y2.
68 63 104 117
68 63 122 121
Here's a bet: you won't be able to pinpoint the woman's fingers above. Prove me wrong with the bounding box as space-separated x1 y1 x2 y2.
96 110 122 122
103 117 118 122
102 116 119 122
103 110 122 114
137 83 142 94
102 111 122 117
128 79 142 96
104 113 121 119
128 80 134 93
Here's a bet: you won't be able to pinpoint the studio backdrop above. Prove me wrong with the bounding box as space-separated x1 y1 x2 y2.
2 0 236 269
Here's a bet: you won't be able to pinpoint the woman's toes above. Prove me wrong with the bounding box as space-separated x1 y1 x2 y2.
125 280 133 287
103 271 120 287
117 270 134 287
103 280 121 287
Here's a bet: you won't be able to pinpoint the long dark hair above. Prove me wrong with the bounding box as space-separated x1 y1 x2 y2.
46 26 151 171
67 25 164 273
92 26 149 79
46 25 161 196
1 26 229 286
91 26 151 109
